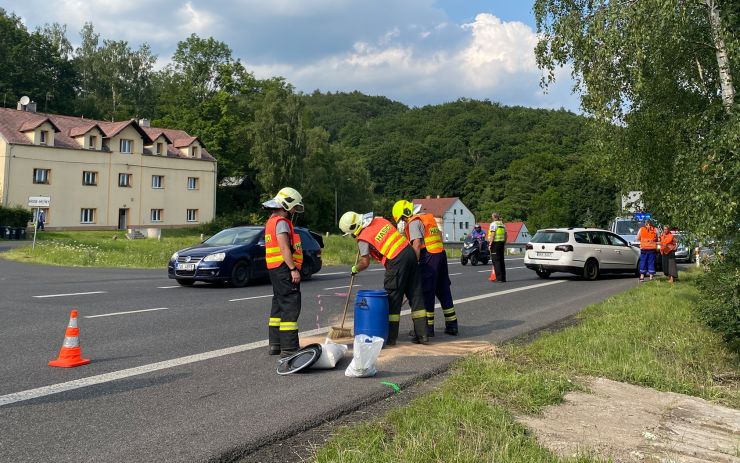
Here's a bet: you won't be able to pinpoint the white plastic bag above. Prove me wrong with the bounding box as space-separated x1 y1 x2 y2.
345 334 384 378
311 340 348 369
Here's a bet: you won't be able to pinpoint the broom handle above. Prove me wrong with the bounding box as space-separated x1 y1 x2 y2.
339 250 361 328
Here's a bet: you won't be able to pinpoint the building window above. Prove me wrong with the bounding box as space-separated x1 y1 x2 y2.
80 208 96 224
465 222 469 229
33 168 50 184
35 208 50 225
118 173 132 187
120 139 133 153
187 209 198 222
39 130 49 145
156 142 163 155
453 209 456 215
89 135 97 150
192 146 199 157
187 177 199 190
82 171 98 186
152 175 164 189
459 222 463 230
150 209 163 222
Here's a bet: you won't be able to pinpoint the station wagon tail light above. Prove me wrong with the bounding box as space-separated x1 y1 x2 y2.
555 245 574 252
203 252 226 262
525 243 533 250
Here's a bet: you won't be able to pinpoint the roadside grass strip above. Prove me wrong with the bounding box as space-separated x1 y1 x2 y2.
313 272 740 463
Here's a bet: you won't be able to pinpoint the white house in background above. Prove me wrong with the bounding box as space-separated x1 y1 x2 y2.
412 196 476 242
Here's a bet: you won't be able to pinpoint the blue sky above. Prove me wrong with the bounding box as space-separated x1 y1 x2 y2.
4 1 578 110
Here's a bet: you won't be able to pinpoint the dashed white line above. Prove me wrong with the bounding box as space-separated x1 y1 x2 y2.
33 291 107 299
0 279 565 407
323 284 361 290
314 271 348 276
157 285 181 289
477 266 525 273
85 308 169 319
449 272 463 276
229 294 273 302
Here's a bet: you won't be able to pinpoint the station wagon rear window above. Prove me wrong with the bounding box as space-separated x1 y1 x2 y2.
530 231 569 243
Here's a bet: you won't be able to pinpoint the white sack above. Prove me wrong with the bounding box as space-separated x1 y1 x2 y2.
345 334 384 378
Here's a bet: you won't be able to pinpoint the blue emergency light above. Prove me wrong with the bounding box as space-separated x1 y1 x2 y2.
634 212 651 220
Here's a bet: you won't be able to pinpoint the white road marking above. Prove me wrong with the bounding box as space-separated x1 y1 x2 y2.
33 291 107 299
157 286 181 289
85 308 169 319
449 273 463 276
0 280 565 407
477 266 525 273
314 271 348 276
323 284 361 290
367 268 385 272
229 294 273 302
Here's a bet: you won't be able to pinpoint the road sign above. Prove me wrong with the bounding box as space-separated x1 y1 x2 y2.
28 196 51 207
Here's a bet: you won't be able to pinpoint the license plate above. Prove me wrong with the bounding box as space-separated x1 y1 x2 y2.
177 263 196 271
536 252 553 257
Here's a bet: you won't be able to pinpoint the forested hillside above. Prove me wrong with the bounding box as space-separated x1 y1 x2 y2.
0 8 618 233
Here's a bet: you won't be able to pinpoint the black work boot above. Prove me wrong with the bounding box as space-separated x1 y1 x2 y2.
411 318 429 344
268 344 281 355
387 323 399 346
444 321 458 336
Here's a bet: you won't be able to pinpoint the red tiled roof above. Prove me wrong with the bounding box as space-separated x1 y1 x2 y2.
0 108 214 160
412 197 458 218
172 136 199 148
18 116 60 133
478 221 526 242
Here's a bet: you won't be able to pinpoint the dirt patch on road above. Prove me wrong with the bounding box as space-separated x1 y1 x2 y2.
518 377 740 463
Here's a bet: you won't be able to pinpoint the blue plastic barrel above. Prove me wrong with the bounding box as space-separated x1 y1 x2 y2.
353 289 389 345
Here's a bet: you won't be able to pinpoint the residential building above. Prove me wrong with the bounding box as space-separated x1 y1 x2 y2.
412 196 476 242
0 102 217 230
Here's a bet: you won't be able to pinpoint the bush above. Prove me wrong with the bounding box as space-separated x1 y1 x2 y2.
0 206 33 227
696 240 740 352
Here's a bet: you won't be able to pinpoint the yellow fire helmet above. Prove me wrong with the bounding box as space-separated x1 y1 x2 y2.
392 200 414 223
262 186 304 213
339 211 364 236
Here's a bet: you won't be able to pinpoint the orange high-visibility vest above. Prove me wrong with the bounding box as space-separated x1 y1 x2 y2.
264 216 303 270
405 213 444 254
357 217 409 266
659 232 677 254
637 225 657 250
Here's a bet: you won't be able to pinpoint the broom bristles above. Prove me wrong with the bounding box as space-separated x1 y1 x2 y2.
326 325 353 339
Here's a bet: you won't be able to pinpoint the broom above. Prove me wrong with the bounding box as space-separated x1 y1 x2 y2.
326 250 360 339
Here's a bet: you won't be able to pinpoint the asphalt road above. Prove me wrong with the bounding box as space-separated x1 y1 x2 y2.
0 256 638 462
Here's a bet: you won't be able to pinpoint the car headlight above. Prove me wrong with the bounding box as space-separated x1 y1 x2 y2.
203 252 226 262
170 252 179 261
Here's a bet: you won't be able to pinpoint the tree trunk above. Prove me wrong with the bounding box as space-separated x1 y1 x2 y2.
705 0 735 114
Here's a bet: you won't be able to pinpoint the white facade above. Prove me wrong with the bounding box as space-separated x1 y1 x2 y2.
439 199 476 242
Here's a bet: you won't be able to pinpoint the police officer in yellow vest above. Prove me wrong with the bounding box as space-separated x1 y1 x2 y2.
339 211 429 345
393 200 458 337
263 187 305 358
488 212 507 282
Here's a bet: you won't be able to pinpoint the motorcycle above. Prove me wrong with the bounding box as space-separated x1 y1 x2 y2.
461 236 490 265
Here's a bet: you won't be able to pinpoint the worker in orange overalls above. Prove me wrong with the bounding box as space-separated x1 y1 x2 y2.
659 225 678 283
636 220 658 282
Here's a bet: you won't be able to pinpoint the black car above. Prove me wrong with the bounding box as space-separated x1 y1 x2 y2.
168 225 323 287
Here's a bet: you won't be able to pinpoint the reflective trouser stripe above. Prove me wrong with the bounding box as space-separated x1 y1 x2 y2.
426 311 435 325
411 309 426 319
279 321 298 331
443 307 457 322
268 317 281 327
388 314 401 322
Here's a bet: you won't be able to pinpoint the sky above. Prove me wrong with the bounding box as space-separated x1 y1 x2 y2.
4 0 579 110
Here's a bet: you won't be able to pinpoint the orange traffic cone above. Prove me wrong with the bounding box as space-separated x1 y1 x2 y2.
49 309 91 368
489 266 497 281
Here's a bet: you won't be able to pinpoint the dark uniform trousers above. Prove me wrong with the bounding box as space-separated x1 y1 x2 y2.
384 246 427 344
491 241 507 282
268 264 301 354
420 250 457 334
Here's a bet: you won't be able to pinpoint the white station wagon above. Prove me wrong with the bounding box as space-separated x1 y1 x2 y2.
524 228 640 280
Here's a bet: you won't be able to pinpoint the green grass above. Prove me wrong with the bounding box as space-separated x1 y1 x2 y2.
313 272 740 462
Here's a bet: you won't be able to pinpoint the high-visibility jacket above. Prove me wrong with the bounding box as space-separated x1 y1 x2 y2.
659 232 677 254
405 213 444 254
357 217 409 266
264 216 303 270
637 225 657 250
488 220 506 243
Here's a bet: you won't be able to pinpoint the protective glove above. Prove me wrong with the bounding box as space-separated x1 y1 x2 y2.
351 265 359 276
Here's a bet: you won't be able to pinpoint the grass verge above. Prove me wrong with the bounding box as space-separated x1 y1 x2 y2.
313 272 739 462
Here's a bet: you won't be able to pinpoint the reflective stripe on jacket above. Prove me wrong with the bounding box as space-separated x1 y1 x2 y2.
405 213 444 254
637 225 657 250
358 217 409 266
264 216 303 270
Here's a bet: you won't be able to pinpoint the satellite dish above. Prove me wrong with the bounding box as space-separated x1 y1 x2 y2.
19 96 30 105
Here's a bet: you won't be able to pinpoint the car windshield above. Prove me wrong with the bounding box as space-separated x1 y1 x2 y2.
531 231 569 243
204 228 262 246
616 220 641 235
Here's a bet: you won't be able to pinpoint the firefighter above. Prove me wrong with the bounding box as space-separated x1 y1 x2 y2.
339 211 428 345
488 212 507 282
392 200 458 336
263 187 305 358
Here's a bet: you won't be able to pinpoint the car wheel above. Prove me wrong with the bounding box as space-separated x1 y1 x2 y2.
176 279 194 286
300 259 313 281
536 269 551 279
230 261 250 287
583 259 599 281
461 256 468 265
